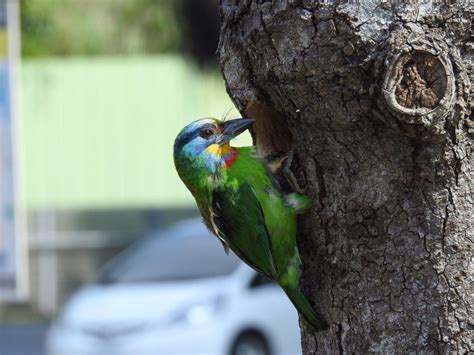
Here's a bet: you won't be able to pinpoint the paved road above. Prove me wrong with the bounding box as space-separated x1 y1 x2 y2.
0 323 47 355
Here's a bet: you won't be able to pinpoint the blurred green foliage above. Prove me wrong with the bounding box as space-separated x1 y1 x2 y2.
21 56 245 209
21 0 181 57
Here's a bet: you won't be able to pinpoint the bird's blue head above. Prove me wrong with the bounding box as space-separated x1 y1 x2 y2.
174 117 253 173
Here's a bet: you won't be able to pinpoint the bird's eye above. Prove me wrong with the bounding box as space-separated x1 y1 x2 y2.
200 129 214 139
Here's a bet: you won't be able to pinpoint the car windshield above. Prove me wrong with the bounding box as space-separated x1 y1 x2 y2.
97 219 240 283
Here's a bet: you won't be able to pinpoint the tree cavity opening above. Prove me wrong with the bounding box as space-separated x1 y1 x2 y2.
244 100 293 160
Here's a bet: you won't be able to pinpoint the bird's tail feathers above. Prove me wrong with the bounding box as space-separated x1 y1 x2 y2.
283 285 329 332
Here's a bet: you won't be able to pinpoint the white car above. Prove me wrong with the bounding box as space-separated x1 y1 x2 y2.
46 218 302 355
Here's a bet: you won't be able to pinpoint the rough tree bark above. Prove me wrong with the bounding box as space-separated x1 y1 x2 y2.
218 2 472 353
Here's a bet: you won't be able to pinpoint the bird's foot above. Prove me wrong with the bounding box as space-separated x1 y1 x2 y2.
282 148 307 194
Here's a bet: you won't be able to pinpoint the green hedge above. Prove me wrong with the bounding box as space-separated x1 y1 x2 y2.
21 56 247 209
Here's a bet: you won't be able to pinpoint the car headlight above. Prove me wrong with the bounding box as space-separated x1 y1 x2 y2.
168 295 224 326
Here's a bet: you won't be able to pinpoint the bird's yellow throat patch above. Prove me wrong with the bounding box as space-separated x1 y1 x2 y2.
205 143 231 157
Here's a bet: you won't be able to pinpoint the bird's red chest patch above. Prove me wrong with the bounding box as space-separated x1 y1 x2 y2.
225 148 238 168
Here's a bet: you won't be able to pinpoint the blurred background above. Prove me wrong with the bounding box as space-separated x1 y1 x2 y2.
0 1 302 354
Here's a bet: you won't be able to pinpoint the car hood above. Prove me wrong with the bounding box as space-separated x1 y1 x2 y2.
59 277 233 328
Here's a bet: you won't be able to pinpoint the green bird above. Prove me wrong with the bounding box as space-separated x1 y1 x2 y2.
173 117 328 331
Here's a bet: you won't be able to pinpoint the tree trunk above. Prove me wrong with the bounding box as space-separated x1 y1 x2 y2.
218 2 472 353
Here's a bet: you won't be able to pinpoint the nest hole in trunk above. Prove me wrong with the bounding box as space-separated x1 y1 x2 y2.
244 100 306 193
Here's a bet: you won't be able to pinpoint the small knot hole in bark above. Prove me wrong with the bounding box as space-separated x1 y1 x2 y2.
395 52 445 109
382 48 455 125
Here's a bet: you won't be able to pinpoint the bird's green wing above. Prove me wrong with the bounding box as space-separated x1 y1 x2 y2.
210 182 277 278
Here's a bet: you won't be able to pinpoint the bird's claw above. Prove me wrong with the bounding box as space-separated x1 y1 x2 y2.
282 149 307 194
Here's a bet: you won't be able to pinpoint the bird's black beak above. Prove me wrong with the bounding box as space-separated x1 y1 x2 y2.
217 118 254 145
